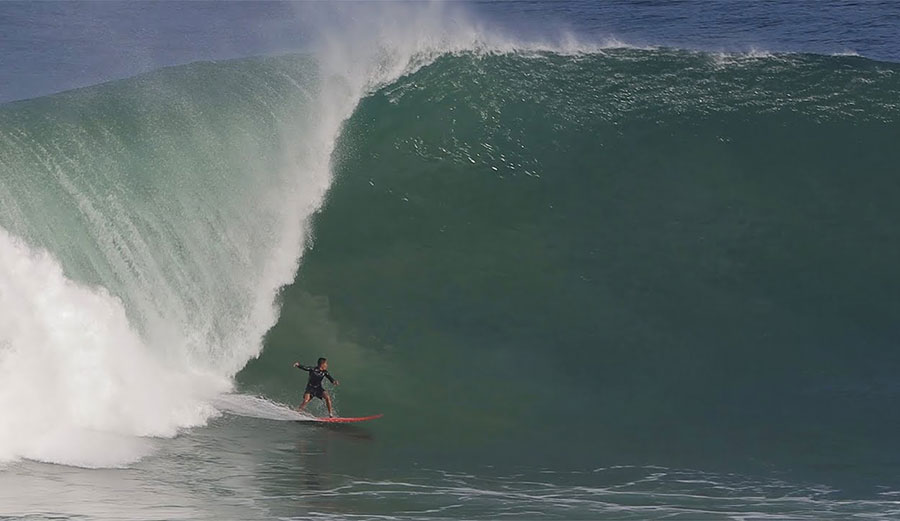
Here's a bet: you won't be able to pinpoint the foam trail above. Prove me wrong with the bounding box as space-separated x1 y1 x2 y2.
212 394 315 422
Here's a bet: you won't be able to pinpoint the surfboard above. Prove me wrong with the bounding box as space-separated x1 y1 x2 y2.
314 414 383 424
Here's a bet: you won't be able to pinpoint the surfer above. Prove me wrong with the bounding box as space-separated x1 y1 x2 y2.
293 357 339 417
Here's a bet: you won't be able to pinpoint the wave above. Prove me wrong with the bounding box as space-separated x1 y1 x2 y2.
2 1 899 471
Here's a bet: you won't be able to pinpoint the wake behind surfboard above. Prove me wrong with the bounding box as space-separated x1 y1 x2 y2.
210 394 382 424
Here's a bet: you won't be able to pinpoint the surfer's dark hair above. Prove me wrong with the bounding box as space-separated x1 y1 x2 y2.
317 357 327 366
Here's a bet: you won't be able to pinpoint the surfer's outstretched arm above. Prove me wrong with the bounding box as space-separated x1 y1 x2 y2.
293 362 311 371
325 371 339 385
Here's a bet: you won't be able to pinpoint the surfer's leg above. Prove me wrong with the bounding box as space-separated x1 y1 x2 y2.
298 393 312 411
323 391 334 417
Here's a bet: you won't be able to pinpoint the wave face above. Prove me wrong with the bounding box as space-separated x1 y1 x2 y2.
240 50 900 481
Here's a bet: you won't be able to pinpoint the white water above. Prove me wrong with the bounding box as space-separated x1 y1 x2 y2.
0 229 226 467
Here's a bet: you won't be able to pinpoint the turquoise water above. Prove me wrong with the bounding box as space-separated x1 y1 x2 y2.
2 3 900 520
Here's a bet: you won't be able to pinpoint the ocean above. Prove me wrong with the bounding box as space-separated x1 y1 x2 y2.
1 2 900 519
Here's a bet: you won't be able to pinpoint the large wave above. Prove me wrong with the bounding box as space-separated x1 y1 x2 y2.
2 1 899 472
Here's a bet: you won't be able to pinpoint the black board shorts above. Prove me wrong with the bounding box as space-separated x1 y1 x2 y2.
305 385 325 399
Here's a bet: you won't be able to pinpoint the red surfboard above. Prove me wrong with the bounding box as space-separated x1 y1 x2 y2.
314 414 383 424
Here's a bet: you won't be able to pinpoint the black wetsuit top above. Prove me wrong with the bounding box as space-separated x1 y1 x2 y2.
298 365 335 390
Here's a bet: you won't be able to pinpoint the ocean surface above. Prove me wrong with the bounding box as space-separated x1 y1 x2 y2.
1 2 900 519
